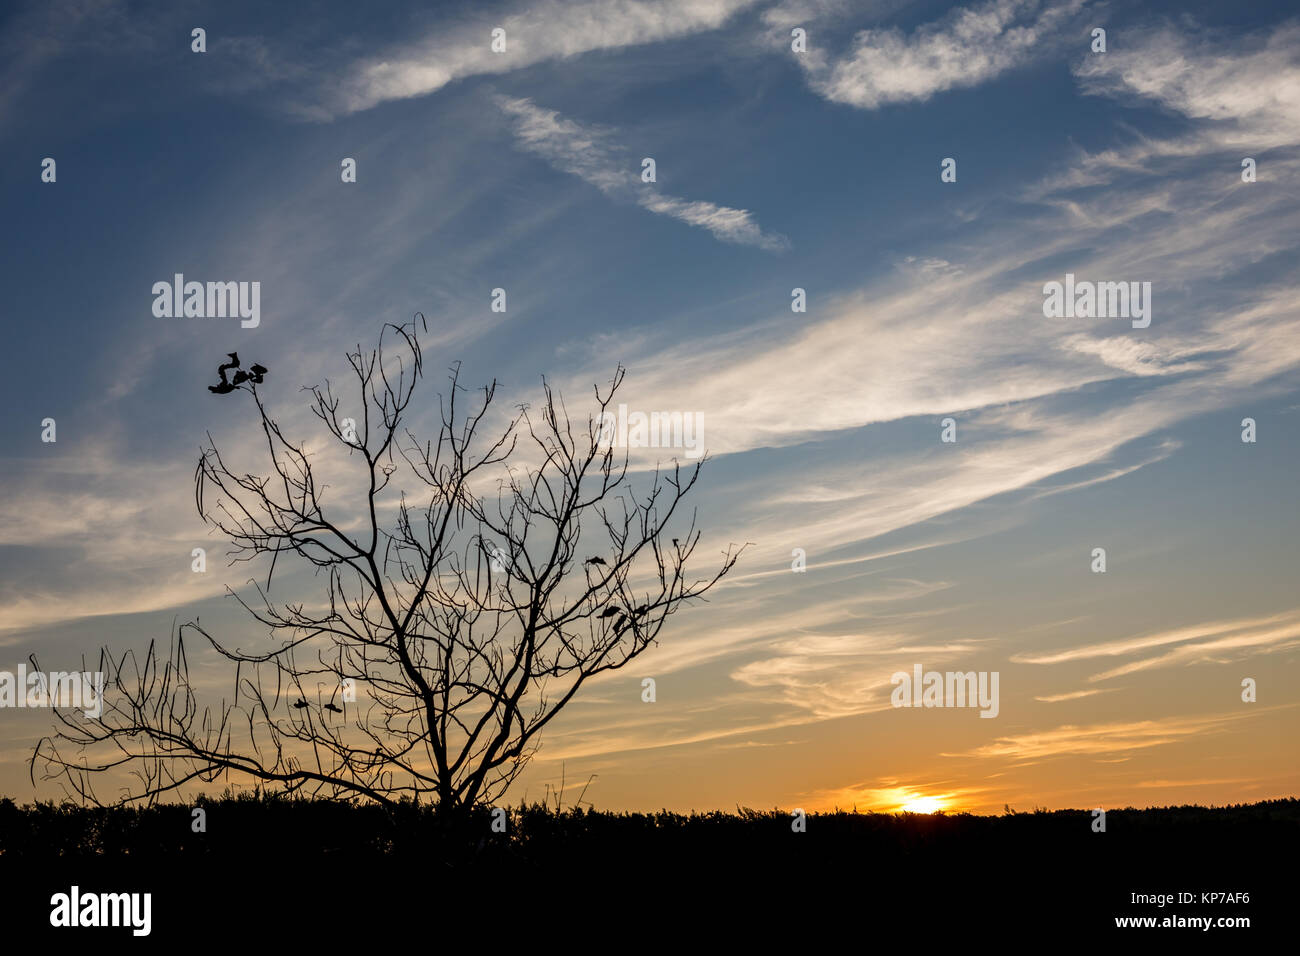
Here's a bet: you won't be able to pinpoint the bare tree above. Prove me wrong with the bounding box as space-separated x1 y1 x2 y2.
34 316 741 811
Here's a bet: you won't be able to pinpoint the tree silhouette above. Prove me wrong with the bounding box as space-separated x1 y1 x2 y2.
34 316 741 811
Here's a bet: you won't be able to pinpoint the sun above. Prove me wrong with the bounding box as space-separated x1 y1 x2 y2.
899 795 946 814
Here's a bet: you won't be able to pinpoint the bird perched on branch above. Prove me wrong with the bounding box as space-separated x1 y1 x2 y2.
599 606 622 619
584 556 608 567
292 698 309 709
324 702 342 714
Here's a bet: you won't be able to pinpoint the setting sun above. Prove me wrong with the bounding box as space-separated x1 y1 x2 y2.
899 796 947 814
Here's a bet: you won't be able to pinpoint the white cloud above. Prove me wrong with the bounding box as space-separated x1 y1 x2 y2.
760 0 857 31
498 96 789 250
1034 689 1111 702
795 0 1087 110
1013 612 1300 665
1087 620 1300 683
1074 23 1300 148
730 629 982 720
638 194 790 251
337 0 763 114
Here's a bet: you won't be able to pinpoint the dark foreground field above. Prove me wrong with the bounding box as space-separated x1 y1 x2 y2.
1 795 1293 942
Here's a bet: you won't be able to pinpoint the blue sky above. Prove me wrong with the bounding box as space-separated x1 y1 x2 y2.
1 0 1298 811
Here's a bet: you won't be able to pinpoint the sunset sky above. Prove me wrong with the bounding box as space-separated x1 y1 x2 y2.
1 0 1298 814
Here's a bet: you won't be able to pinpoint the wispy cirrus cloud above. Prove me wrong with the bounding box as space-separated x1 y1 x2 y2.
1010 611 1300 684
497 95 790 250
1012 612 1300 665
1034 688 1112 702
335 0 763 115
1086 620 1300 683
730 627 979 720
1074 22 1300 149
963 711 1262 760
760 0 857 31
793 0 1088 110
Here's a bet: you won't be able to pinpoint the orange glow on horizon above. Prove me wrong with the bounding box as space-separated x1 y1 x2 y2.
898 794 947 814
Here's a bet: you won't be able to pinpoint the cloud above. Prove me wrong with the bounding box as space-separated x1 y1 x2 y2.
638 195 790 251
534 21 1300 572
0 439 229 638
336 0 763 115
1059 334 1209 377
497 96 789 250
533 710 822 762
1074 23 1300 149
1087 619 1300 683
729 626 981 720
761 0 862 31
1033 689 1111 702
1009 611 1300 683
1012 612 1300 665
1134 777 1268 789
794 0 1087 110
963 712 1260 760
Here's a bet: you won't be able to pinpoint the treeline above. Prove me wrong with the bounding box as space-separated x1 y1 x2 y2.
2 792 1295 862
0 795 1292 940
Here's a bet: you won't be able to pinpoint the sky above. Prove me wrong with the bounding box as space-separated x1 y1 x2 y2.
0 0 1298 814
